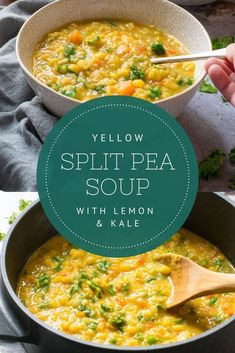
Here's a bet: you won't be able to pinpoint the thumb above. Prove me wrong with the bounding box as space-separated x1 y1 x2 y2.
226 44 235 70
208 64 235 107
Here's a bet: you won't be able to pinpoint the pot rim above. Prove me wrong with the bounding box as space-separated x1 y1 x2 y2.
1 193 235 351
16 0 211 112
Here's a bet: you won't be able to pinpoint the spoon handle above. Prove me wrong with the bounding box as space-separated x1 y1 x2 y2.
150 48 226 65
203 271 235 293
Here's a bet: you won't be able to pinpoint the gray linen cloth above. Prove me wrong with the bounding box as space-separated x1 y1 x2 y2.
0 4 51 346
0 0 56 191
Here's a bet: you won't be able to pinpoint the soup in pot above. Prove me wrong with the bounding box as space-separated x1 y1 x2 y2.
17 229 235 346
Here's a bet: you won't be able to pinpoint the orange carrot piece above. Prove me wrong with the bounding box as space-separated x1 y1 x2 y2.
69 30 83 44
222 303 234 316
167 49 177 55
137 254 147 265
146 322 154 329
116 297 127 306
137 46 147 54
117 81 135 96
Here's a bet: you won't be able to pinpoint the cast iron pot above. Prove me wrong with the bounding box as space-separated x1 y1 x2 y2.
0 193 235 353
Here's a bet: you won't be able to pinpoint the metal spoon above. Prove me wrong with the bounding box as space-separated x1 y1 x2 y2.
158 254 235 308
150 48 226 65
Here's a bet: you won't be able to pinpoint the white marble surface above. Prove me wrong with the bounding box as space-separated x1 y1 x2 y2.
0 192 38 251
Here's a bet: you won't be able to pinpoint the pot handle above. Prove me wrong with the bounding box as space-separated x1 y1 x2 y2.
0 331 36 344
0 282 38 345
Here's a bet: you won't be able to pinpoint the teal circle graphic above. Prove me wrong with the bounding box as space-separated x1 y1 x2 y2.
37 96 198 257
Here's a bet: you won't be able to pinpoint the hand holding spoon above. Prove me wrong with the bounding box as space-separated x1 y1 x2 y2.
159 254 235 308
150 48 226 65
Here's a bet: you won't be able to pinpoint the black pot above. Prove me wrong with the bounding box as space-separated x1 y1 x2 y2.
0 193 235 353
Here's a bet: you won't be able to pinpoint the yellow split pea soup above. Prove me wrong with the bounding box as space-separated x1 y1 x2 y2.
33 20 195 102
17 229 235 347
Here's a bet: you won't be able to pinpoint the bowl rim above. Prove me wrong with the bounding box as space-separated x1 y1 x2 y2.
1 193 235 350
16 0 212 111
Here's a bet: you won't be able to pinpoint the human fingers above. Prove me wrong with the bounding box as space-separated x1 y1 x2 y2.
204 57 233 76
226 44 235 69
208 64 235 106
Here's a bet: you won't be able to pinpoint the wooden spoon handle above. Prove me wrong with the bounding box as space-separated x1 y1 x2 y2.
150 48 226 65
201 271 235 294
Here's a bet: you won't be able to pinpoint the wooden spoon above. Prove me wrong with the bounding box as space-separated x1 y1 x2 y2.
159 254 235 308
150 48 226 65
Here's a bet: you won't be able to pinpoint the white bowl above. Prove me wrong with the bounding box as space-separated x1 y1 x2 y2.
16 0 212 117
171 1 216 5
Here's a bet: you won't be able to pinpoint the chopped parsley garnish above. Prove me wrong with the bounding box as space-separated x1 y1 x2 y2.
79 304 92 317
93 85 106 93
209 297 218 306
149 87 162 99
98 260 111 273
121 282 130 294
8 212 18 225
130 65 145 80
108 284 116 295
18 199 31 211
38 274 50 290
52 256 63 262
177 78 194 86
187 78 194 86
146 336 157 345
52 256 64 272
137 313 144 322
151 43 166 55
229 147 235 165
146 276 155 283
69 284 80 297
105 47 114 53
89 280 103 298
214 258 224 271
0 199 32 241
175 318 184 324
156 304 164 310
135 333 144 342
200 80 217 94
109 338 117 344
92 271 98 278
69 271 89 297
199 149 226 179
53 263 63 272
156 289 165 296
199 258 209 267
64 43 76 57
214 315 223 323
229 174 235 190
60 89 76 98
38 302 50 310
57 64 69 74
78 271 89 281
212 35 235 50
100 303 112 313
199 147 235 186
88 321 98 331
88 35 100 46
110 313 127 331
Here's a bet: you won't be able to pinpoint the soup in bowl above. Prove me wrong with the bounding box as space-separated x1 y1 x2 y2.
33 20 195 103
16 0 212 117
